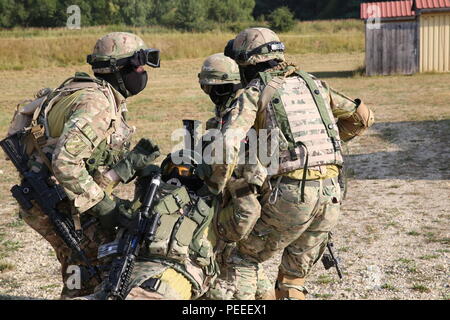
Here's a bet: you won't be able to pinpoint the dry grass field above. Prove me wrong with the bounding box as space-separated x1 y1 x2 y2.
0 24 449 300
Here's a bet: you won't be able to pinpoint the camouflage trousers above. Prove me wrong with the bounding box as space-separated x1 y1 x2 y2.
19 201 115 299
206 243 273 300
224 176 341 298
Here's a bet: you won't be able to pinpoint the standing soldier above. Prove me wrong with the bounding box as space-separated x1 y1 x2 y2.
4 32 161 298
197 53 274 300
199 28 375 300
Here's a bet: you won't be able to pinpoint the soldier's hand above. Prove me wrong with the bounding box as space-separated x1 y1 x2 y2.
89 193 133 231
113 138 160 183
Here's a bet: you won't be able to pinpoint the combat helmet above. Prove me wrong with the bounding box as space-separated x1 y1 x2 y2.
86 32 160 97
224 27 285 66
198 53 240 86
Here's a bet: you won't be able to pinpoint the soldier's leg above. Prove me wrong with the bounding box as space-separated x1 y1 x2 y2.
61 218 115 299
277 178 341 300
255 264 275 300
19 202 114 299
208 248 258 300
216 181 322 300
238 181 322 263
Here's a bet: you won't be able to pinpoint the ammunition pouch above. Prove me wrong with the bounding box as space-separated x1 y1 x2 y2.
141 183 216 272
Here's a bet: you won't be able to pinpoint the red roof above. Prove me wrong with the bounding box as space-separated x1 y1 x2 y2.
415 0 450 9
361 0 450 19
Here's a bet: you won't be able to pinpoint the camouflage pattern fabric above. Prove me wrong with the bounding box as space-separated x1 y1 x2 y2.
90 32 148 74
198 53 240 86
19 201 115 299
16 76 134 298
232 28 286 66
208 65 369 194
239 177 341 275
204 60 373 298
206 245 273 300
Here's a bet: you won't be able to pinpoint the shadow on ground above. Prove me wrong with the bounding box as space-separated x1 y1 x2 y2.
0 295 43 300
311 70 362 78
345 119 450 180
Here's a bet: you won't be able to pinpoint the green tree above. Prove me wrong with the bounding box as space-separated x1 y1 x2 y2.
0 0 18 27
174 0 209 31
268 6 295 32
208 0 255 23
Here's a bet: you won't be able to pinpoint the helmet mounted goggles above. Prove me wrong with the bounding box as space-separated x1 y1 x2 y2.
87 48 161 72
224 40 285 63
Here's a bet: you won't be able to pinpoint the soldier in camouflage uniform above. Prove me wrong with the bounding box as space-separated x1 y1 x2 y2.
76 150 220 300
199 28 375 300
197 53 274 300
75 55 271 301
6 32 161 299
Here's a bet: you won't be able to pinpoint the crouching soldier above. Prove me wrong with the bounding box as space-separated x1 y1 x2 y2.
2 32 161 298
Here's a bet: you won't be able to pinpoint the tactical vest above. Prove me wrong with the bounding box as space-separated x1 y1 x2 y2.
257 70 343 175
138 182 219 298
8 72 134 174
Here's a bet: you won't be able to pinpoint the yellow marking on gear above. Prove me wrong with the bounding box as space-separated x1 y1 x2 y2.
158 268 192 300
281 164 339 180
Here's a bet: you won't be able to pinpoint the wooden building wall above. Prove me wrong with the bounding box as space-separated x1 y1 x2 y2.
420 12 450 72
365 19 419 76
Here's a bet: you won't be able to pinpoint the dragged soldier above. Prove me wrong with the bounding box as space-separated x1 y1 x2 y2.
3 32 161 298
198 28 375 300
74 149 222 300
197 53 273 300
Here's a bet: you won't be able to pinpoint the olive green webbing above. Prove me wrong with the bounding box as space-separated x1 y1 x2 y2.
296 71 339 140
258 72 298 154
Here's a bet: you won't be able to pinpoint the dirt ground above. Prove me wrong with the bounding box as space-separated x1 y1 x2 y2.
0 53 449 300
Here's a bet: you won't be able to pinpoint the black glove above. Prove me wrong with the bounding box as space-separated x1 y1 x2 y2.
113 138 160 183
89 193 133 231
194 163 212 180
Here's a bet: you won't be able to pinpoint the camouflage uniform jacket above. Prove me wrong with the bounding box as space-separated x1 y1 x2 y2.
32 73 134 214
204 89 267 194
206 66 366 194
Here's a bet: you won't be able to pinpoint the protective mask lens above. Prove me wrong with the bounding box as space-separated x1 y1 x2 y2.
144 49 160 68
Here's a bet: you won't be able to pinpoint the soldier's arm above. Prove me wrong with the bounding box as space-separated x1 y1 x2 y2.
52 90 114 214
204 87 259 194
321 81 375 142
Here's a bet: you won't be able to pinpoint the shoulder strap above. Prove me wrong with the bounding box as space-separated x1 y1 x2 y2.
257 72 298 158
296 71 339 140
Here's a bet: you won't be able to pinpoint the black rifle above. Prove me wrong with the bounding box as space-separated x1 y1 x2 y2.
0 130 100 282
321 242 343 279
102 173 162 300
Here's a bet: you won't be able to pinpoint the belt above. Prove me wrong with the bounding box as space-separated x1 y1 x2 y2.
271 176 335 187
268 176 336 205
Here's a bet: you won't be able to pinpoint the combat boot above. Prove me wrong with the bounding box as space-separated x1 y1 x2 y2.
274 271 308 300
